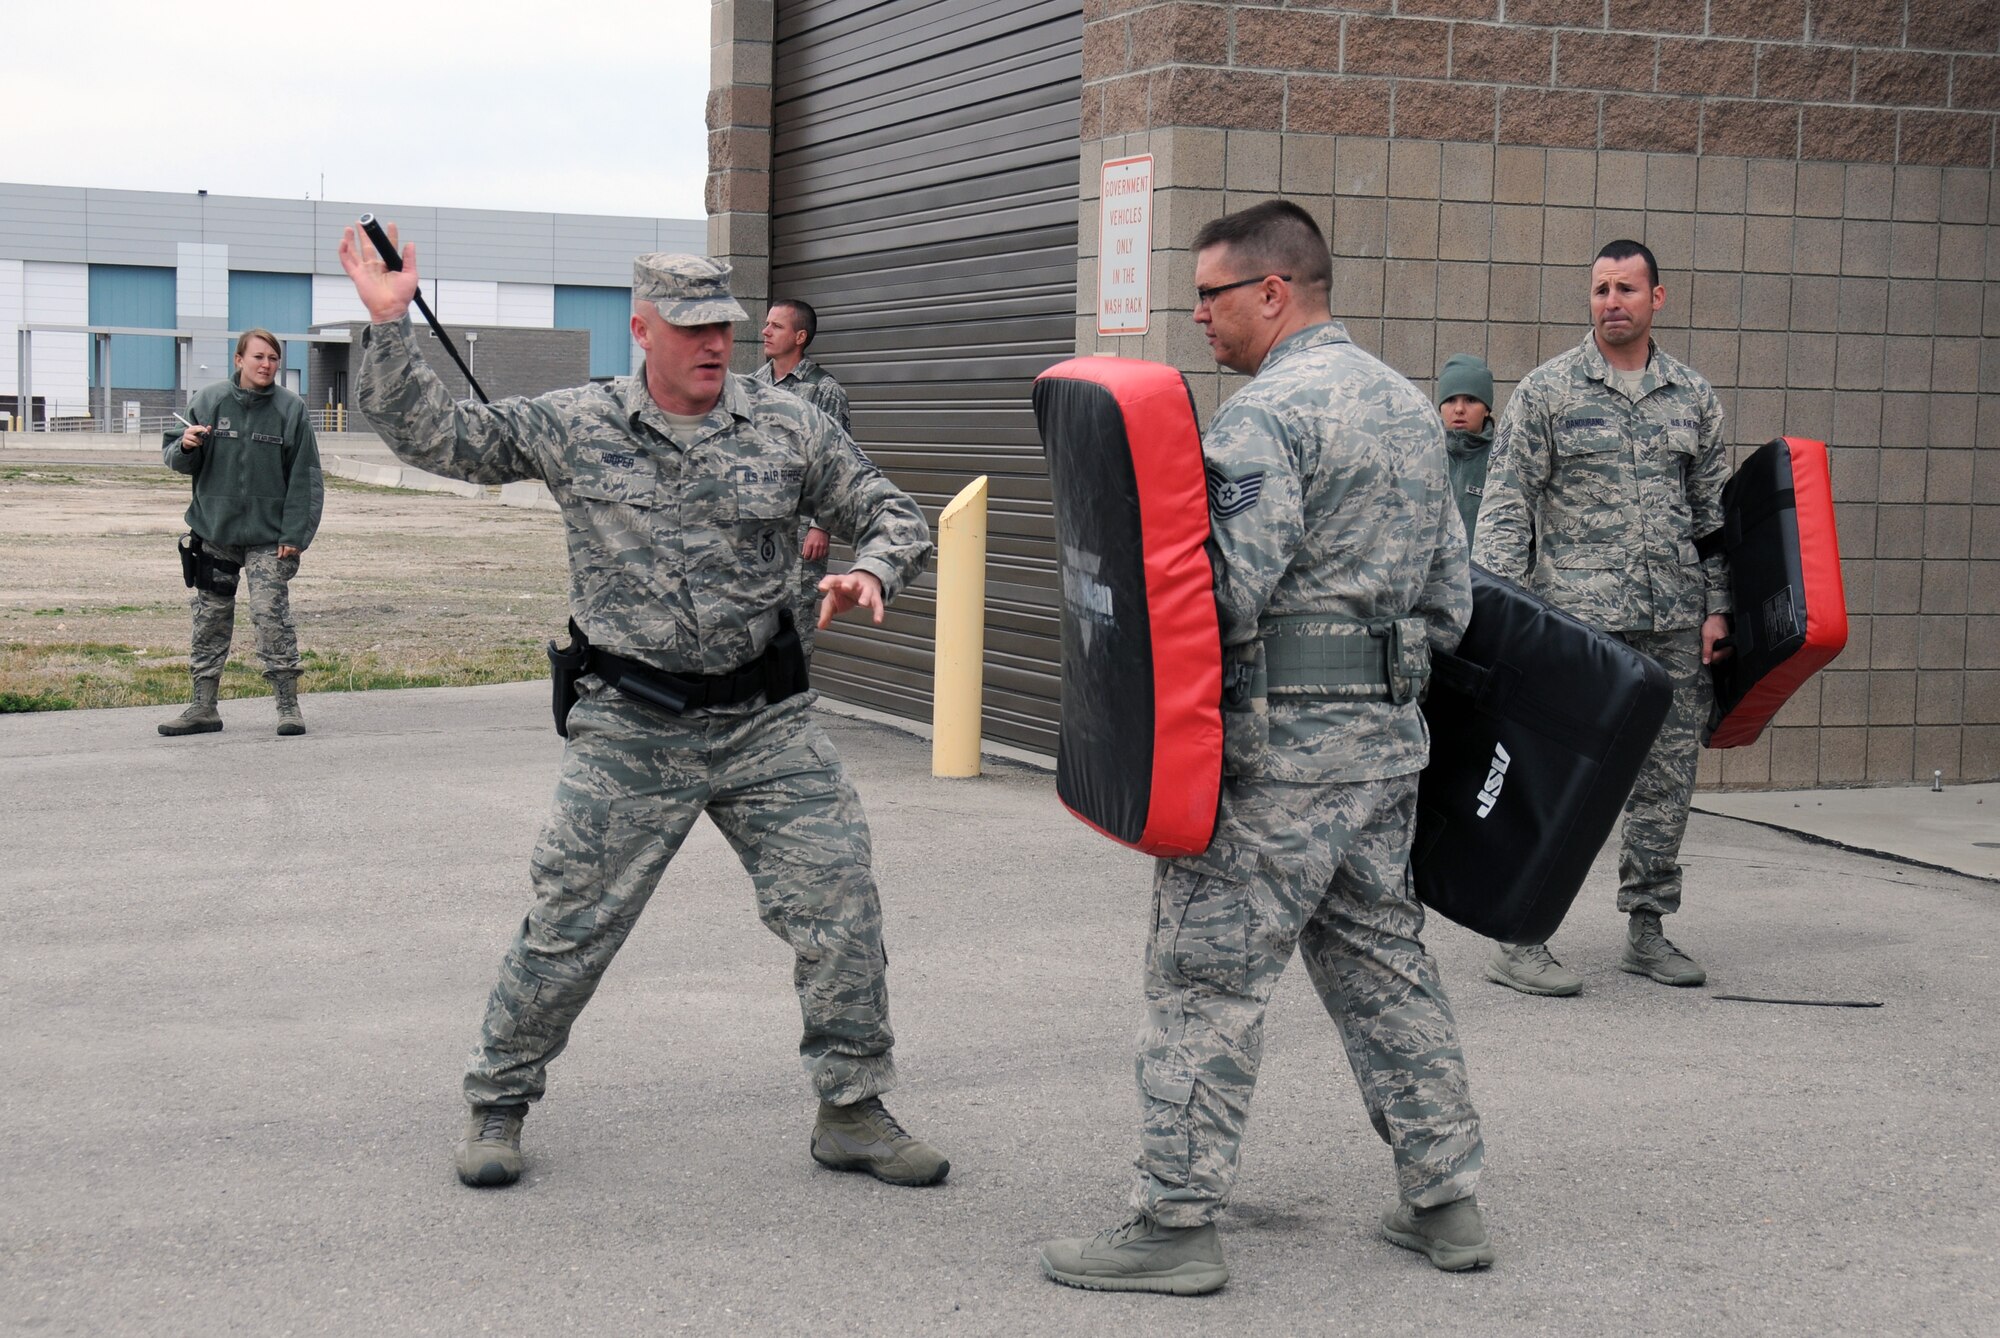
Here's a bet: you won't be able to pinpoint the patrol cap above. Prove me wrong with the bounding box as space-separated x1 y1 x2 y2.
633 254 748 326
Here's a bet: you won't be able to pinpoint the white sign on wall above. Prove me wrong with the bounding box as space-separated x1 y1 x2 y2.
1097 154 1153 336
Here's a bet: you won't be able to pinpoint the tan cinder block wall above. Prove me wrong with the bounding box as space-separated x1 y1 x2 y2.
1078 1 2000 788
707 0 774 372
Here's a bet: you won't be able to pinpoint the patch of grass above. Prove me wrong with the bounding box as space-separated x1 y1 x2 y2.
0 689 74 711
1 466 170 487
292 645 545 693
0 641 548 713
30 602 171 617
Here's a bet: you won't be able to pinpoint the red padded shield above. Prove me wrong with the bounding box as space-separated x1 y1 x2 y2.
1706 436 1849 749
1033 357 1221 856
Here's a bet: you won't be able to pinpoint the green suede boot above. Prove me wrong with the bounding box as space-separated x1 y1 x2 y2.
273 673 306 736
455 1105 526 1187
1039 1214 1229 1295
1381 1196 1496 1271
158 677 223 737
810 1097 949 1186
1485 942 1583 996
1620 911 1706 986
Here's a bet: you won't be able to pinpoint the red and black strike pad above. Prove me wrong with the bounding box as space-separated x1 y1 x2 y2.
1702 437 1848 749
1413 566 1673 944
1032 357 1222 857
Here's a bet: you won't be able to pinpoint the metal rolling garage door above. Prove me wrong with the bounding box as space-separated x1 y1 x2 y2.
769 0 1081 754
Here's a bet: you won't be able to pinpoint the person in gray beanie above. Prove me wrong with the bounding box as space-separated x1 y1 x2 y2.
1436 353 1494 546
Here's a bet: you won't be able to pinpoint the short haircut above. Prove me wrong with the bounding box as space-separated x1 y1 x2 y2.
770 298 819 347
1191 200 1332 303
1594 239 1659 288
236 328 281 358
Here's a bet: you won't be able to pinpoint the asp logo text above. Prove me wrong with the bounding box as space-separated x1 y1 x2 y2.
1475 742 1511 819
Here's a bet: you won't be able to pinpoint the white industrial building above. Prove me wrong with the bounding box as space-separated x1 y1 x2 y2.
1 182 703 426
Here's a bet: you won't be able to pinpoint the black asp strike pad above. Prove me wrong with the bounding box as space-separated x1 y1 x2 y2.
1413 566 1672 944
1033 358 1222 857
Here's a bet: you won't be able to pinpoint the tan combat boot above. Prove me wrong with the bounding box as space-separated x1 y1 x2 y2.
1039 1213 1229 1294
272 672 306 736
1485 942 1583 996
455 1105 526 1187
1381 1195 1497 1271
158 677 223 736
810 1097 949 1186
1621 911 1706 986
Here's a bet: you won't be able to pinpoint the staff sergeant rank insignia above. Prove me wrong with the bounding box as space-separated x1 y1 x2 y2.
1205 464 1264 519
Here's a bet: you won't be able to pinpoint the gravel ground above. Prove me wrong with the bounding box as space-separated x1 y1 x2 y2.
0 464 569 705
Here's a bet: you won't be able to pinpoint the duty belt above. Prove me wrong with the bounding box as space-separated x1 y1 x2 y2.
1260 613 1430 705
546 611 809 736
589 643 779 715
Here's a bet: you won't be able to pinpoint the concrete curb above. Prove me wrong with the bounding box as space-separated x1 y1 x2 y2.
320 455 558 510
323 454 484 498
1689 780 1999 884
2 431 562 512
812 694 1055 774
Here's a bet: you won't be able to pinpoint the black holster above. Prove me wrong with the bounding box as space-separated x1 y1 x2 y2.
547 620 590 738
547 611 809 738
178 533 241 597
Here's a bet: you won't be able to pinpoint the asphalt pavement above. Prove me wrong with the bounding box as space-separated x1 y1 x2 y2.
4 682 1995 1336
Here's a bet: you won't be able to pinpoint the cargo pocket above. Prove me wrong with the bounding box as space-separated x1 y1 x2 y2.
1139 1055 1195 1107
483 953 550 1046
1162 844 1252 996
1137 1055 1199 1191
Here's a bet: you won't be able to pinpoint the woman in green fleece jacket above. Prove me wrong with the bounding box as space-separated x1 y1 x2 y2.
158 329 324 737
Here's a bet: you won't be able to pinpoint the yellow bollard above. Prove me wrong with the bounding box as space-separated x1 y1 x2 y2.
932 475 990 778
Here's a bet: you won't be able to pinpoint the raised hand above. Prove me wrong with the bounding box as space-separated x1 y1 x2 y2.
337 221 420 323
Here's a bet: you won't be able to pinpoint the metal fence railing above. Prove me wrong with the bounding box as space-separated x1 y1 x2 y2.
8 407 354 435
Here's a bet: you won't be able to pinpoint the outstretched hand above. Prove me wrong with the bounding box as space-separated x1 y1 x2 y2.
337 221 420 323
817 570 885 628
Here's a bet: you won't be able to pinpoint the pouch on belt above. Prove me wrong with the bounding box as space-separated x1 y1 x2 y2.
177 533 240 597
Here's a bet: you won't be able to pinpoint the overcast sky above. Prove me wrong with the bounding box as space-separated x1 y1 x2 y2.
2 0 711 220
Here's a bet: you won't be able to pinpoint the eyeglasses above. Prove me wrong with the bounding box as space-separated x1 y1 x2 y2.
1195 274 1291 306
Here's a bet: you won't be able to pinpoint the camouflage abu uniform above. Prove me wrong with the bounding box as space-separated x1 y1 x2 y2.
754 355 854 661
755 355 851 435
1472 334 1731 917
1136 321 1484 1227
356 260 932 1114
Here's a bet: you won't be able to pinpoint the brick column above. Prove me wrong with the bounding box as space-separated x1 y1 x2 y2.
707 0 774 372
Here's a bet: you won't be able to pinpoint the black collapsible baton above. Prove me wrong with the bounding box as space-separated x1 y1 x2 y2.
357 213 491 404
